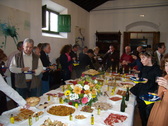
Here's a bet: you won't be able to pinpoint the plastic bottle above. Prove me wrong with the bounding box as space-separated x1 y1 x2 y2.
35 113 39 121
59 97 64 104
75 103 78 108
48 95 50 101
97 106 101 115
91 114 94 125
10 114 14 124
69 113 73 121
28 115 32 126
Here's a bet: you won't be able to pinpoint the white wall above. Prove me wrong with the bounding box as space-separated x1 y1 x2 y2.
1 0 168 60
0 0 90 63
89 6 168 54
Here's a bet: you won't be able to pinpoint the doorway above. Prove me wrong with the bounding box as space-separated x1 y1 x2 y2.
123 31 160 52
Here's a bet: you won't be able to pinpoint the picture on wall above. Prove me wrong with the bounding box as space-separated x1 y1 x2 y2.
0 4 30 55
75 26 85 48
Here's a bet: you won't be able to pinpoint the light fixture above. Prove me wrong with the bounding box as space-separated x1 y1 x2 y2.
140 14 145 17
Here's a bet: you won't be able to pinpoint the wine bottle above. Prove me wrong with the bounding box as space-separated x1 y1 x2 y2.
125 87 129 101
120 96 126 112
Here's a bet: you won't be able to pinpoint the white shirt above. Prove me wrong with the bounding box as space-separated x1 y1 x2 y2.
6 50 19 67
0 75 26 106
9 52 43 80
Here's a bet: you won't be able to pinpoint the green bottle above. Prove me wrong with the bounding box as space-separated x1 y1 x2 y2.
120 96 126 112
125 87 129 101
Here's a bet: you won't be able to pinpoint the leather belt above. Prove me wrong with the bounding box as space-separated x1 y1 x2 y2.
26 79 32 82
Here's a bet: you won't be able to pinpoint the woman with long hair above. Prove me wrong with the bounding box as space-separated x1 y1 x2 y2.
147 53 168 126
59 45 73 83
130 50 162 126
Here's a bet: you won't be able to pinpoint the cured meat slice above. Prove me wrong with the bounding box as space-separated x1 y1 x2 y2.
104 113 127 126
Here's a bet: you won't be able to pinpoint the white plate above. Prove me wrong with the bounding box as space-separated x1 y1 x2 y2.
1 106 37 125
98 109 129 126
109 95 122 101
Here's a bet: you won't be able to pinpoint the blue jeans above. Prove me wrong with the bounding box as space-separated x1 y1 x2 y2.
41 80 49 95
16 82 37 99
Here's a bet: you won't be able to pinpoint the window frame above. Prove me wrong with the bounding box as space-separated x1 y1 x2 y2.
42 8 59 35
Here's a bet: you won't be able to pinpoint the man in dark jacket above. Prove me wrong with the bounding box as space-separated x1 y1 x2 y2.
78 49 95 76
103 44 120 71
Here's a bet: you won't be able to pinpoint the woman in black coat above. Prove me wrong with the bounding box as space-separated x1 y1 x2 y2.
59 45 73 83
130 51 162 126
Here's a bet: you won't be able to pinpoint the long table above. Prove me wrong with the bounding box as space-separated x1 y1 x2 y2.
0 78 136 126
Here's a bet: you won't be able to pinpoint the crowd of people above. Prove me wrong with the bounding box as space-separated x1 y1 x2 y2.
0 38 168 126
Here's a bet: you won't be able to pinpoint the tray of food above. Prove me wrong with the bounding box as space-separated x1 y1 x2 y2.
32 116 74 126
1 107 38 125
46 104 75 116
109 95 122 102
80 105 94 113
116 88 126 96
82 69 100 76
104 112 128 126
117 82 134 89
92 102 112 110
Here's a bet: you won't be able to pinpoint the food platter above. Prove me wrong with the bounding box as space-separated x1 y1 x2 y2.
1 107 37 125
46 104 76 116
82 69 100 76
109 95 122 102
32 115 75 126
92 102 112 111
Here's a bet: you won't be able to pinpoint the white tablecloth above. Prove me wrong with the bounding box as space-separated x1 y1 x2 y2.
0 81 136 126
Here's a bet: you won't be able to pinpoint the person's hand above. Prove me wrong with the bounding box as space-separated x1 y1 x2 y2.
157 77 168 89
132 69 140 74
107 50 111 53
72 57 76 61
49 65 56 70
121 60 127 65
143 78 148 83
21 67 30 72
111 58 114 62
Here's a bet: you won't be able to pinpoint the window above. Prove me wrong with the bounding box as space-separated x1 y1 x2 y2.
42 5 71 35
42 7 59 34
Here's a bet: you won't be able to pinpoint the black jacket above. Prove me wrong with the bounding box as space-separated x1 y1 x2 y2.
40 50 50 81
130 64 162 97
59 54 73 71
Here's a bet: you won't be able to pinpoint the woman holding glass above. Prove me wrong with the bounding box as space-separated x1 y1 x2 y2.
130 50 162 126
147 53 168 126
